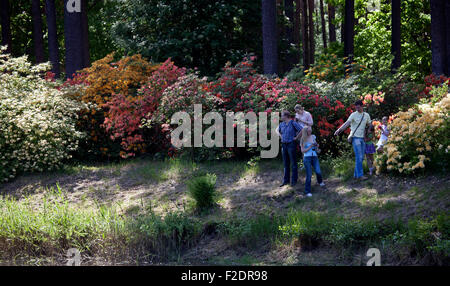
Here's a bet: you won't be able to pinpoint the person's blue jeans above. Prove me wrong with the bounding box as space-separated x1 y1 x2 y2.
282 142 298 185
352 137 365 178
303 156 323 194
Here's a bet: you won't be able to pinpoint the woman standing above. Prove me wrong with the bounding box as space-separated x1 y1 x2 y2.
300 126 325 197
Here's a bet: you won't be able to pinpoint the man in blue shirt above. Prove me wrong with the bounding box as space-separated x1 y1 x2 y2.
276 110 303 187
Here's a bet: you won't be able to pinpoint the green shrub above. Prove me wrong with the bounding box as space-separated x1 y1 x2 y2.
187 173 218 210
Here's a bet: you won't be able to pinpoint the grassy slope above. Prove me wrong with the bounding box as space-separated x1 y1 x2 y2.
0 157 449 265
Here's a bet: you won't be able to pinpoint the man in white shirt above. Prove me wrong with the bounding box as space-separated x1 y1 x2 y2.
334 100 371 180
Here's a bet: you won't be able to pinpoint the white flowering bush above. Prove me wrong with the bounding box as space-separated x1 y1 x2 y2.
0 47 86 182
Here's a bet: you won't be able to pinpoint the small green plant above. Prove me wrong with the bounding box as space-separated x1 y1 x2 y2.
187 173 218 210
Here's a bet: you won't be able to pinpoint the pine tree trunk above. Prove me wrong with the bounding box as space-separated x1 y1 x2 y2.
81 0 90 68
293 0 301 65
445 0 450 76
284 0 295 71
0 0 12 54
308 0 314 65
300 0 309 69
328 3 336 43
64 0 84 78
32 0 45 63
430 0 447 76
391 0 401 72
344 0 355 71
262 0 278 75
320 0 327 50
45 0 60 78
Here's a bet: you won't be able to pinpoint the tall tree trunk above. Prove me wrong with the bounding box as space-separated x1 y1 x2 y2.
45 0 60 78
81 0 90 67
0 0 12 54
328 3 336 43
300 0 309 69
445 0 450 76
32 0 45 63
284 0 296 71
391 0 401 72
64 0 84 78
320 0 327 50
344 0 355 71
430 0 447 76
262 0 278 75
293 0 301 65
308 0 315 65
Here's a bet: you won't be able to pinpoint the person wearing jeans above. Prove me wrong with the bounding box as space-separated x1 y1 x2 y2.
334 100 371 180
352 137 366 178
276 110 303 187
281 141 299 186
300 126 325 197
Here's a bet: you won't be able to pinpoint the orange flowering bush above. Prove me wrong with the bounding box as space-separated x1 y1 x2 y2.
65 53 160 159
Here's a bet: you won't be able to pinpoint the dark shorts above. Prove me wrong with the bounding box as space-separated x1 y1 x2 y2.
365 143 376 154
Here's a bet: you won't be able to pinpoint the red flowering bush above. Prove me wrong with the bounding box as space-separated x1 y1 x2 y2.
146 72 225 160
103 59 186 158
280 81 352 156
208 57 354 157
423 74 450 96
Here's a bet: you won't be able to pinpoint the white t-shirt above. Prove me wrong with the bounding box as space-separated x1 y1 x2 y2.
295 111 313 128
346 111 371 138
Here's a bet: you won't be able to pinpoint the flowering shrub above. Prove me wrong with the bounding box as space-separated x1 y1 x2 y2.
423 74 450 96
375 88 450 175
65 53 160 159
146 72 224 160
280 82 352 156
104 59 186 158
0 49 86 182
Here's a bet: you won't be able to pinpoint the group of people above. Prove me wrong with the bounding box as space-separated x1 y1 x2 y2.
276 100 390 197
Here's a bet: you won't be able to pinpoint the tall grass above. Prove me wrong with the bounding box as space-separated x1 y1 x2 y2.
0 185 125 258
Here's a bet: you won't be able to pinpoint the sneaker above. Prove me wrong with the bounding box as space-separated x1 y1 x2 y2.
358 176 369 181
306 193 312 197
319 182 326 187
280 183 288 187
